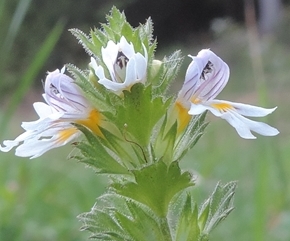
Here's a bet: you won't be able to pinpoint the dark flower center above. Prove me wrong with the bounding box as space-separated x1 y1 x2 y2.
114 50 129 82
201 61 213 80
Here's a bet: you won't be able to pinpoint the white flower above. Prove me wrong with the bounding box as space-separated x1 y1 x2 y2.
0 68 103 158
177 49 279 139
90 36 148 94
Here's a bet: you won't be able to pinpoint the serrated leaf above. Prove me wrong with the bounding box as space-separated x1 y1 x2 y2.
199 181 237 234
69 28 96 56
153 50 183 95
74 124 130 175
140 17 154 43
154 115 178 164
115 84 169 146
66 64 113 112
112 160 194 217
115 201 166 241
107 6 127 33
90 30 105 57
97 127 145 168
175 194 200 241
197 199 210 232
174 112 208 161
79 192 166 240
101 23 117 42
121 22 134 40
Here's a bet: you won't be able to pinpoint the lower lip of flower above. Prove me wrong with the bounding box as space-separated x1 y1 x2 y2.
58 127 79 144
211 102 233 112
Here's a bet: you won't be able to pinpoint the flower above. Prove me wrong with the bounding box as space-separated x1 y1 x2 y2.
176 49 279 139
0 68 103 158
90 36 148 94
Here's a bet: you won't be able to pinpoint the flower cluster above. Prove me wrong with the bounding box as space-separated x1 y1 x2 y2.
0 44 278 159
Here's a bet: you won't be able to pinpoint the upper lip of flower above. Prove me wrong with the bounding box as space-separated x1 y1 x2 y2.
177 49 279 139
90 36 148 93
44 68 89 113
178 49 230 103
43 68 103 137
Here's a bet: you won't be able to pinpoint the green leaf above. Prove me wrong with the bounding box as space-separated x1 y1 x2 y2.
69 28 96 56
112 160 194 217
115 201 166 241
174 112 208 161
153 50 183 95
106 6 127 33
175 194 200 241
199 181 237 234
153 114 178 164
120 22 134 41
74 124 130 175
197 198 210 232
66 64 118 114
79 192 166 240
115 84 169 146
97 127 146 168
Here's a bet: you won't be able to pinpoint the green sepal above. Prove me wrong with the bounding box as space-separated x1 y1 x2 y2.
174 112 208 161
115 83 171 146
73 124 130 175
197 197 210 232
154 113 178 163
112 160 195 217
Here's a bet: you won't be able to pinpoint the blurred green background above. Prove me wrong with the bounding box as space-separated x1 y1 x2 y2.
0 0 289 240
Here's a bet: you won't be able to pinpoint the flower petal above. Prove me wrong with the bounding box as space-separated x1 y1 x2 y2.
119 36 135 58
90 57 106 80
101 40 119 80
134 52 147 81
220 111 279 139
219 112 257 139
44 69 88 112
33 102 55 118
192 49 229 101
217 100 277 117
188 102 209 115
98 77 126 93
178 49 229 102
188 99 279 139
124 57 137 86
0 131 32 152
15 126 80 159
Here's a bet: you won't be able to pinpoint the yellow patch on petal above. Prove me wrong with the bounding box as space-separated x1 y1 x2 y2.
175 101 191 133
77 109 104 138
58 127 79 144
190 97 201 104
211 102 233 111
